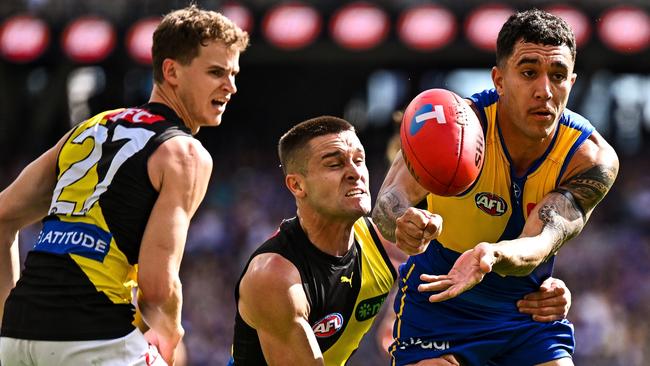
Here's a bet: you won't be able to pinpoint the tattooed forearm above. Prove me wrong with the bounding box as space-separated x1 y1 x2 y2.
537 196 582 261
558 163 618 219
372 191 408 242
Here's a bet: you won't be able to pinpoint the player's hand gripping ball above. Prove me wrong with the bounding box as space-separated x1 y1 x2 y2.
400 89 485 196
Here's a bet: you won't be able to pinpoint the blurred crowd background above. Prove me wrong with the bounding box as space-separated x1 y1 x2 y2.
1 0 649 365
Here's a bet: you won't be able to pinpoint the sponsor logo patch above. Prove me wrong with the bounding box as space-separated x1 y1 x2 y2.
312 313 344 338
355 293 388 321
34 220 112 262
108 108 164 124
475 192 508 216
410 104 447 136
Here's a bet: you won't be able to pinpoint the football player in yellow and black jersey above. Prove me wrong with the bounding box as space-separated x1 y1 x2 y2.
373 9 619 366
0 6 248 366
228 116 573 366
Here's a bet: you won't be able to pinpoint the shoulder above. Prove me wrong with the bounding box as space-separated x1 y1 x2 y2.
246 252 301 286
239 253 309 329
155 136 211 163
148 136 212 191
560 129 619 183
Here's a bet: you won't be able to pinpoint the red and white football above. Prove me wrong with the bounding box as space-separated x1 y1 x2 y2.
400 88 485 196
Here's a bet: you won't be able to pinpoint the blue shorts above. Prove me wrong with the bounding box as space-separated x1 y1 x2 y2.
389 242 574 366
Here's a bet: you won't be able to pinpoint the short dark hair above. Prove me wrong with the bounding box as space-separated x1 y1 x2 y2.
278 116 355 175
496 9 576 67
152 4 249 83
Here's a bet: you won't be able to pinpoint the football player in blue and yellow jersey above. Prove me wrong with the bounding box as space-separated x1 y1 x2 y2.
373 9 619 366
0 6 248 366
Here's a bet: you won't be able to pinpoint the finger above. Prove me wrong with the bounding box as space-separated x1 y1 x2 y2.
518 295 568 309
518 306 565 316
396 242 429 256
531 314 563 322
418 274 453 292
422 214 442 241
427 289 457 303
400 209 429 230
418 280 453 293
523 286 565 300
398 223 431 242
396 229 423 249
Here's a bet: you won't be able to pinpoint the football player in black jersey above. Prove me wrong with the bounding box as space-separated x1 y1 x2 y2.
229 116 573 366
0 5 248 366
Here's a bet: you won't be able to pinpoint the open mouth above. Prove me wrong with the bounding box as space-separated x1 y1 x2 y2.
211 99 227 109
345 189 366 197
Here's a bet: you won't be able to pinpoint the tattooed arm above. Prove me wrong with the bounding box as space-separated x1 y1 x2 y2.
490 131 619 276
372 150 441 255
418 132 619 302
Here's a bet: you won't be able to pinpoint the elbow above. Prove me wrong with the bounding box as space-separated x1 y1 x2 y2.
138 274 182 308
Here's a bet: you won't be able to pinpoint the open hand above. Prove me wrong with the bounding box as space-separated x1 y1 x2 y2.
418 243 496 302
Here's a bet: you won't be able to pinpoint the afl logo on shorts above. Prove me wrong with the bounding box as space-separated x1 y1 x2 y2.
475 192 507 216
312 313 344 338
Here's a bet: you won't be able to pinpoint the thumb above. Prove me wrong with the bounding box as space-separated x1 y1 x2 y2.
477 249 495 274
422 214 442 241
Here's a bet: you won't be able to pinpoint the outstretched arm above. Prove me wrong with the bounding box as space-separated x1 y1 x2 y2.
419 133 619 302
238 253 324 365
372 151 441 256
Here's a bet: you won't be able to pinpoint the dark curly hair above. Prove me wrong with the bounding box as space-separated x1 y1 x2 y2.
152 4 249 83
496 9 576 67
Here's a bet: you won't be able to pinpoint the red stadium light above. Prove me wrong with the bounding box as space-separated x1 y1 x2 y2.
126 17 160 65
545 5 591 48
262 3 321 50
598 6 650 54
398 5 457 51
330 2 390 51
221 2 254 33
0 15 50 63
465 4 514 51
62 16 116 63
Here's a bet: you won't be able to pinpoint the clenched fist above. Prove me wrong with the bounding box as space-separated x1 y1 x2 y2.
395 207 442 256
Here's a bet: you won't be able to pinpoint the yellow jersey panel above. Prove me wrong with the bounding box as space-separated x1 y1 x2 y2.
428 89 594 253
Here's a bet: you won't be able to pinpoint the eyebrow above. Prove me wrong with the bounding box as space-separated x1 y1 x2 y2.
208 65 239 75
516 57 569 71
320 147 364 160
321 151 343 160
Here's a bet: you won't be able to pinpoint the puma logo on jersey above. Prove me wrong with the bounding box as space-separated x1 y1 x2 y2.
340 273 353 287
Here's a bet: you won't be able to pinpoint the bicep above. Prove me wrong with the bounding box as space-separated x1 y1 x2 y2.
139 138 212 286
557 132 619 221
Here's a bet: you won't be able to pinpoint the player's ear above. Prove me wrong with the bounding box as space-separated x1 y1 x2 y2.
491 66 504 96
162 58 180 86
286 173 306 198
570 72 577 86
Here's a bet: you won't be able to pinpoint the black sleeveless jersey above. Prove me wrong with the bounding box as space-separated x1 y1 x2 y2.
231 217 397 365
2 103 192 340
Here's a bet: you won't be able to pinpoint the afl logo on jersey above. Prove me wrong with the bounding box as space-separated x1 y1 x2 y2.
475 192 507 216
312 313 344 338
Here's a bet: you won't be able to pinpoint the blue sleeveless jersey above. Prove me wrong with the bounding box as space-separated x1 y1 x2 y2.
390 89 592 365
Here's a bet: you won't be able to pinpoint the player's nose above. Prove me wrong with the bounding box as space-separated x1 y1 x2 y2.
346 162 365 181
533 75 552 100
